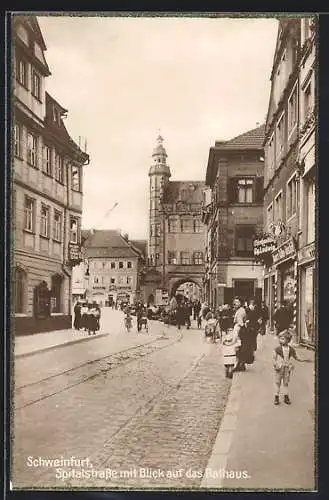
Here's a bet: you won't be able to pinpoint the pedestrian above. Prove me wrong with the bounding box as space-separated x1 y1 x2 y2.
193 300 201 321
273 330 310 405
273 301 293 335
185 300 192 329
80 302 88 331
246 298 261 352
73 300 82 330
222 328 241 379
232 297 254 372
197 309 202 329
176 303 185 330
219 304 233 337
258 301 270 335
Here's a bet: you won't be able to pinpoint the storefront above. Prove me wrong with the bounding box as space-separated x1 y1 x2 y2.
253 235 277 328
298 242 316 346
272 237 298 332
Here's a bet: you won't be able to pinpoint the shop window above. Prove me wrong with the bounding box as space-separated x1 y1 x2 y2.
51 274 62 313
33 281 50 319
15 266 26 314
235 225 255 257
306 178 315 243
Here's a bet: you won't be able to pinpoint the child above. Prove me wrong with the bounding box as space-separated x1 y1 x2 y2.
205 310 218 341
273 330 308 405
222 329 241 378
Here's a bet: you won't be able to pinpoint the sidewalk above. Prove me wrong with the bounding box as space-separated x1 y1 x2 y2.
14 328 109 358
202 333 316 491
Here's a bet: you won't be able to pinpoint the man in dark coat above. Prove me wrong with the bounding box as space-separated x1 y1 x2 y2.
246 298 261 351
274 301 293 335
73 301 81 330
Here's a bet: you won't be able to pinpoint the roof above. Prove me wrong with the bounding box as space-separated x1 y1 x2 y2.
214 124 265 150
45 93 89 162
130 239 148 257
163 181 205 204
81 229 141 259
206 124 265 186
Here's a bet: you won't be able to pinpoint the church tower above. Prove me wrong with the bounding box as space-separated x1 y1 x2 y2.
148 134 171 267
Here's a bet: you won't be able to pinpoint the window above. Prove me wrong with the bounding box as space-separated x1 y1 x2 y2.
266 134 275 177
27 132 37 167
155 223 161 236
14 123 22 158
54 153 64 183
32 69 41 100
306 178 315 243
119 261 124 269
127 276 133 285
70 217 79 243
267 203 273 232
193 219 203 233
94 276 99 284
168 251 177 264
24 196 35 232
274 191 283 222
15 267 26 314
181 218 193 232
16 57 27 87
303 18 312 42
53 211 62 241
111 262 115 269
51 274 62 313
276 113 285 158
180 251 190 265
40 205 50 238
71 165 81 191
168 218 179 233
287 175 297 219
235 226 255 257
118 276 124 285
237 179 254 203
303 81 312 120
288 87 298 135
43 146 52 176
193 251 203 265
110 277 116 284
127 261 132 269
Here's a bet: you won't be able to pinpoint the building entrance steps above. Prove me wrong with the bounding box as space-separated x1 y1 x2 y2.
202 332 316 490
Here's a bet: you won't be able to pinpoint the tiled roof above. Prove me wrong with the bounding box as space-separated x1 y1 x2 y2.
163 181 204 204
130 239 148 257
81 229 140 259
214 124 265 150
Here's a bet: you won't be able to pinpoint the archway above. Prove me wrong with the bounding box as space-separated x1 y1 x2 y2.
170 278 202 303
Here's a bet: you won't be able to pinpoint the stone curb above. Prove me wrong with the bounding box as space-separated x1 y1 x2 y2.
201 335 268 489
15 332 111 359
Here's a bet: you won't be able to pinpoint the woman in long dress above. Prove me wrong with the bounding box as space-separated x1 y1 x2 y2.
232 297 254 371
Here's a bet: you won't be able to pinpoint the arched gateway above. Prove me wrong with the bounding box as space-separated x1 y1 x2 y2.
144 134 205 304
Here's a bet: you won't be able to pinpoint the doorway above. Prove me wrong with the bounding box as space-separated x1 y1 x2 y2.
233 280 255 304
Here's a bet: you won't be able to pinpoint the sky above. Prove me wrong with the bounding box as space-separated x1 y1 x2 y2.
37 14 278 240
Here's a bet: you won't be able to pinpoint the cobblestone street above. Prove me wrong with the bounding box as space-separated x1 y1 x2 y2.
12 309 231 489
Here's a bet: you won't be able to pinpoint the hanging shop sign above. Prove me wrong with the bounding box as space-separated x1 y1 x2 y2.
272 237 297 265
253 236 277 257
298 242 316 265
68 243 82 264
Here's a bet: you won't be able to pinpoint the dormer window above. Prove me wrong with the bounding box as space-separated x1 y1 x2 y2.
53 106 60 124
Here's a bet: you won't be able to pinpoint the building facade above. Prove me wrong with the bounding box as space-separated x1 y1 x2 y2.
81 230 146 306
13 16 89 335
203 125 265 308
260 16 316 346
144 135 205 303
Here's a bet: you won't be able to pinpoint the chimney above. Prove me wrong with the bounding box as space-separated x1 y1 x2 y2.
123 233 129 241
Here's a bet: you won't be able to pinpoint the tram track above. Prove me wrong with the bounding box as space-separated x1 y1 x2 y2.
15 327 184 410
